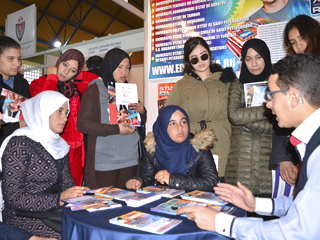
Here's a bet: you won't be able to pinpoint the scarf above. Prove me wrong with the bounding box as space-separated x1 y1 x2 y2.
55 49 85 98
0 90 70 162
239 38 272 84
153 105 196 175
101 48 131 88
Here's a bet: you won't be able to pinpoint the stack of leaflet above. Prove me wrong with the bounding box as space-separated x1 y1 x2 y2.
120 192 162 207
109 211 182 234
94 187 137 200
151 198 235 217
92 187 162 207
64 195 121 212
136 186 185 198
180 190 228 205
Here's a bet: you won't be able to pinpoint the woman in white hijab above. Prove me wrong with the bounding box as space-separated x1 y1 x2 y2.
0 91 89 239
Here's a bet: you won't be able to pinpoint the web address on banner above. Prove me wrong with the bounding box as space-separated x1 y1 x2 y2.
152 64 184 76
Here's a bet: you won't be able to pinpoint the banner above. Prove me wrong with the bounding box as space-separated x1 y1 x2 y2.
6 4 37 56
149 0 320 79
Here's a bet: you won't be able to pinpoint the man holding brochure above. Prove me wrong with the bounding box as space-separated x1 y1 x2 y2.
178 54 320 239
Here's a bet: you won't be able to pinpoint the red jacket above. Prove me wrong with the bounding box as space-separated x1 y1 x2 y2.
30 71 99 148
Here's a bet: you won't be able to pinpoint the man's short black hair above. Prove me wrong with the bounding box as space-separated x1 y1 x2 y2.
86 56 103 69
271 54 320 108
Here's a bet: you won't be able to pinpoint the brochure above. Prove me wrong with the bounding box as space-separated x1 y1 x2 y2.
120 192 162 207
180 190 228 205
150 198 222 217
64 195 121 212
94 187 137 200
0 88 28 123
136 186 185 198
243 81 268 108
108 82 141 126
109 211 182 234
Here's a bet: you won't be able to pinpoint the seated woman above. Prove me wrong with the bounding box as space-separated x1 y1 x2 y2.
0 91 89 239
126 105 218 192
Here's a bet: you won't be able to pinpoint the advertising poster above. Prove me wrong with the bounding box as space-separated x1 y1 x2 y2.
158 82 176 112
6 4 37 56
149 0 320 79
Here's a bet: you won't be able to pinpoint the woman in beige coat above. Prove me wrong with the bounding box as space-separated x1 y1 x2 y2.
166 37 236 179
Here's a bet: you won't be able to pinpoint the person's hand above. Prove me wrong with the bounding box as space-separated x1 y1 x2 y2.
117 108 129 123
126 179 142 190
155 170 170 185
128 102 145 114
214 182 256 212
279 161 299 186
0 112 3 120
118 121 135 135
60 186 90 206
29 236 58 240
177 206 218 232
46 65 58 76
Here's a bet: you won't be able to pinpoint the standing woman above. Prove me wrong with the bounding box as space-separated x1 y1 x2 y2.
1 91 89 239
166 37 236 180
30 49 86 186
225 39 274 196
77 48 146 189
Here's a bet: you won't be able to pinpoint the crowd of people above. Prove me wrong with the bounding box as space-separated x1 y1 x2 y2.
0 13 320 240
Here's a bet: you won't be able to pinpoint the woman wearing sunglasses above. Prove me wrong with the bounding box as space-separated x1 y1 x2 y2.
166 37 236 181
224 38 274 197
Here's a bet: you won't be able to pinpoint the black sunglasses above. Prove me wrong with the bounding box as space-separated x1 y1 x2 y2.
190 53 209 65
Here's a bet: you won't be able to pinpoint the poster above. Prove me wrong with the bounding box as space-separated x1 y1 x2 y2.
149 0 319 79
158 82 176 112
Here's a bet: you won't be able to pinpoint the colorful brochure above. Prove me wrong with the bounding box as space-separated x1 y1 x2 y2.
136 186 185 198
64 195 121 212
243 81 268 108
151 198 236 217
109 211 182 234
180 190 228 205
94 187 137 200
0 88 28 123
121 192 162 207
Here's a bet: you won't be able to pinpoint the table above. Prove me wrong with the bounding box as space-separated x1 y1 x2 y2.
62 197 246 240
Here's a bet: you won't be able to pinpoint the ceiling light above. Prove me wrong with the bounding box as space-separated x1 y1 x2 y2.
54 41 61 48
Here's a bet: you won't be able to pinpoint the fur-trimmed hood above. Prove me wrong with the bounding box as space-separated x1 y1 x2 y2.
144 129 216 154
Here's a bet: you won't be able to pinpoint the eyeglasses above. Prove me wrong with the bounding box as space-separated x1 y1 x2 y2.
265 88 289 101
190 53 209 65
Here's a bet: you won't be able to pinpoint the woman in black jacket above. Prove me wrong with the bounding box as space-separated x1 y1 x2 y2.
126 105 218 192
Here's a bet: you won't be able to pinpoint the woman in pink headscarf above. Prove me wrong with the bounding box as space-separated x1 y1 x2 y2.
30 49 88 186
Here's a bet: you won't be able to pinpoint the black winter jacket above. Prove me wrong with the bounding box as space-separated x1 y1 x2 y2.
134 129 219 192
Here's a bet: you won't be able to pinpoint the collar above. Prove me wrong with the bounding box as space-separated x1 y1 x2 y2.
292 108 320 145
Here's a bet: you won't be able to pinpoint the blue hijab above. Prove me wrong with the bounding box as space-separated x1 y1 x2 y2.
153 105 197 175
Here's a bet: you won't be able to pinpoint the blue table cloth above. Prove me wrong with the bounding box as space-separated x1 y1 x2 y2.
62 197 246 240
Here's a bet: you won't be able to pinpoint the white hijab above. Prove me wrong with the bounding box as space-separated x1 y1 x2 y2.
0 91 70 210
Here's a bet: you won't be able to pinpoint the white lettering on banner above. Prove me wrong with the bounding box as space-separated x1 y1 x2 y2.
151 63 184 76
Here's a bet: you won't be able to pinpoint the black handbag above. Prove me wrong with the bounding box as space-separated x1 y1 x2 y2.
15 208 62 233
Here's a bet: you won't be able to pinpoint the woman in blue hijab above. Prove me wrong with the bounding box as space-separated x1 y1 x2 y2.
126 105 219 192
